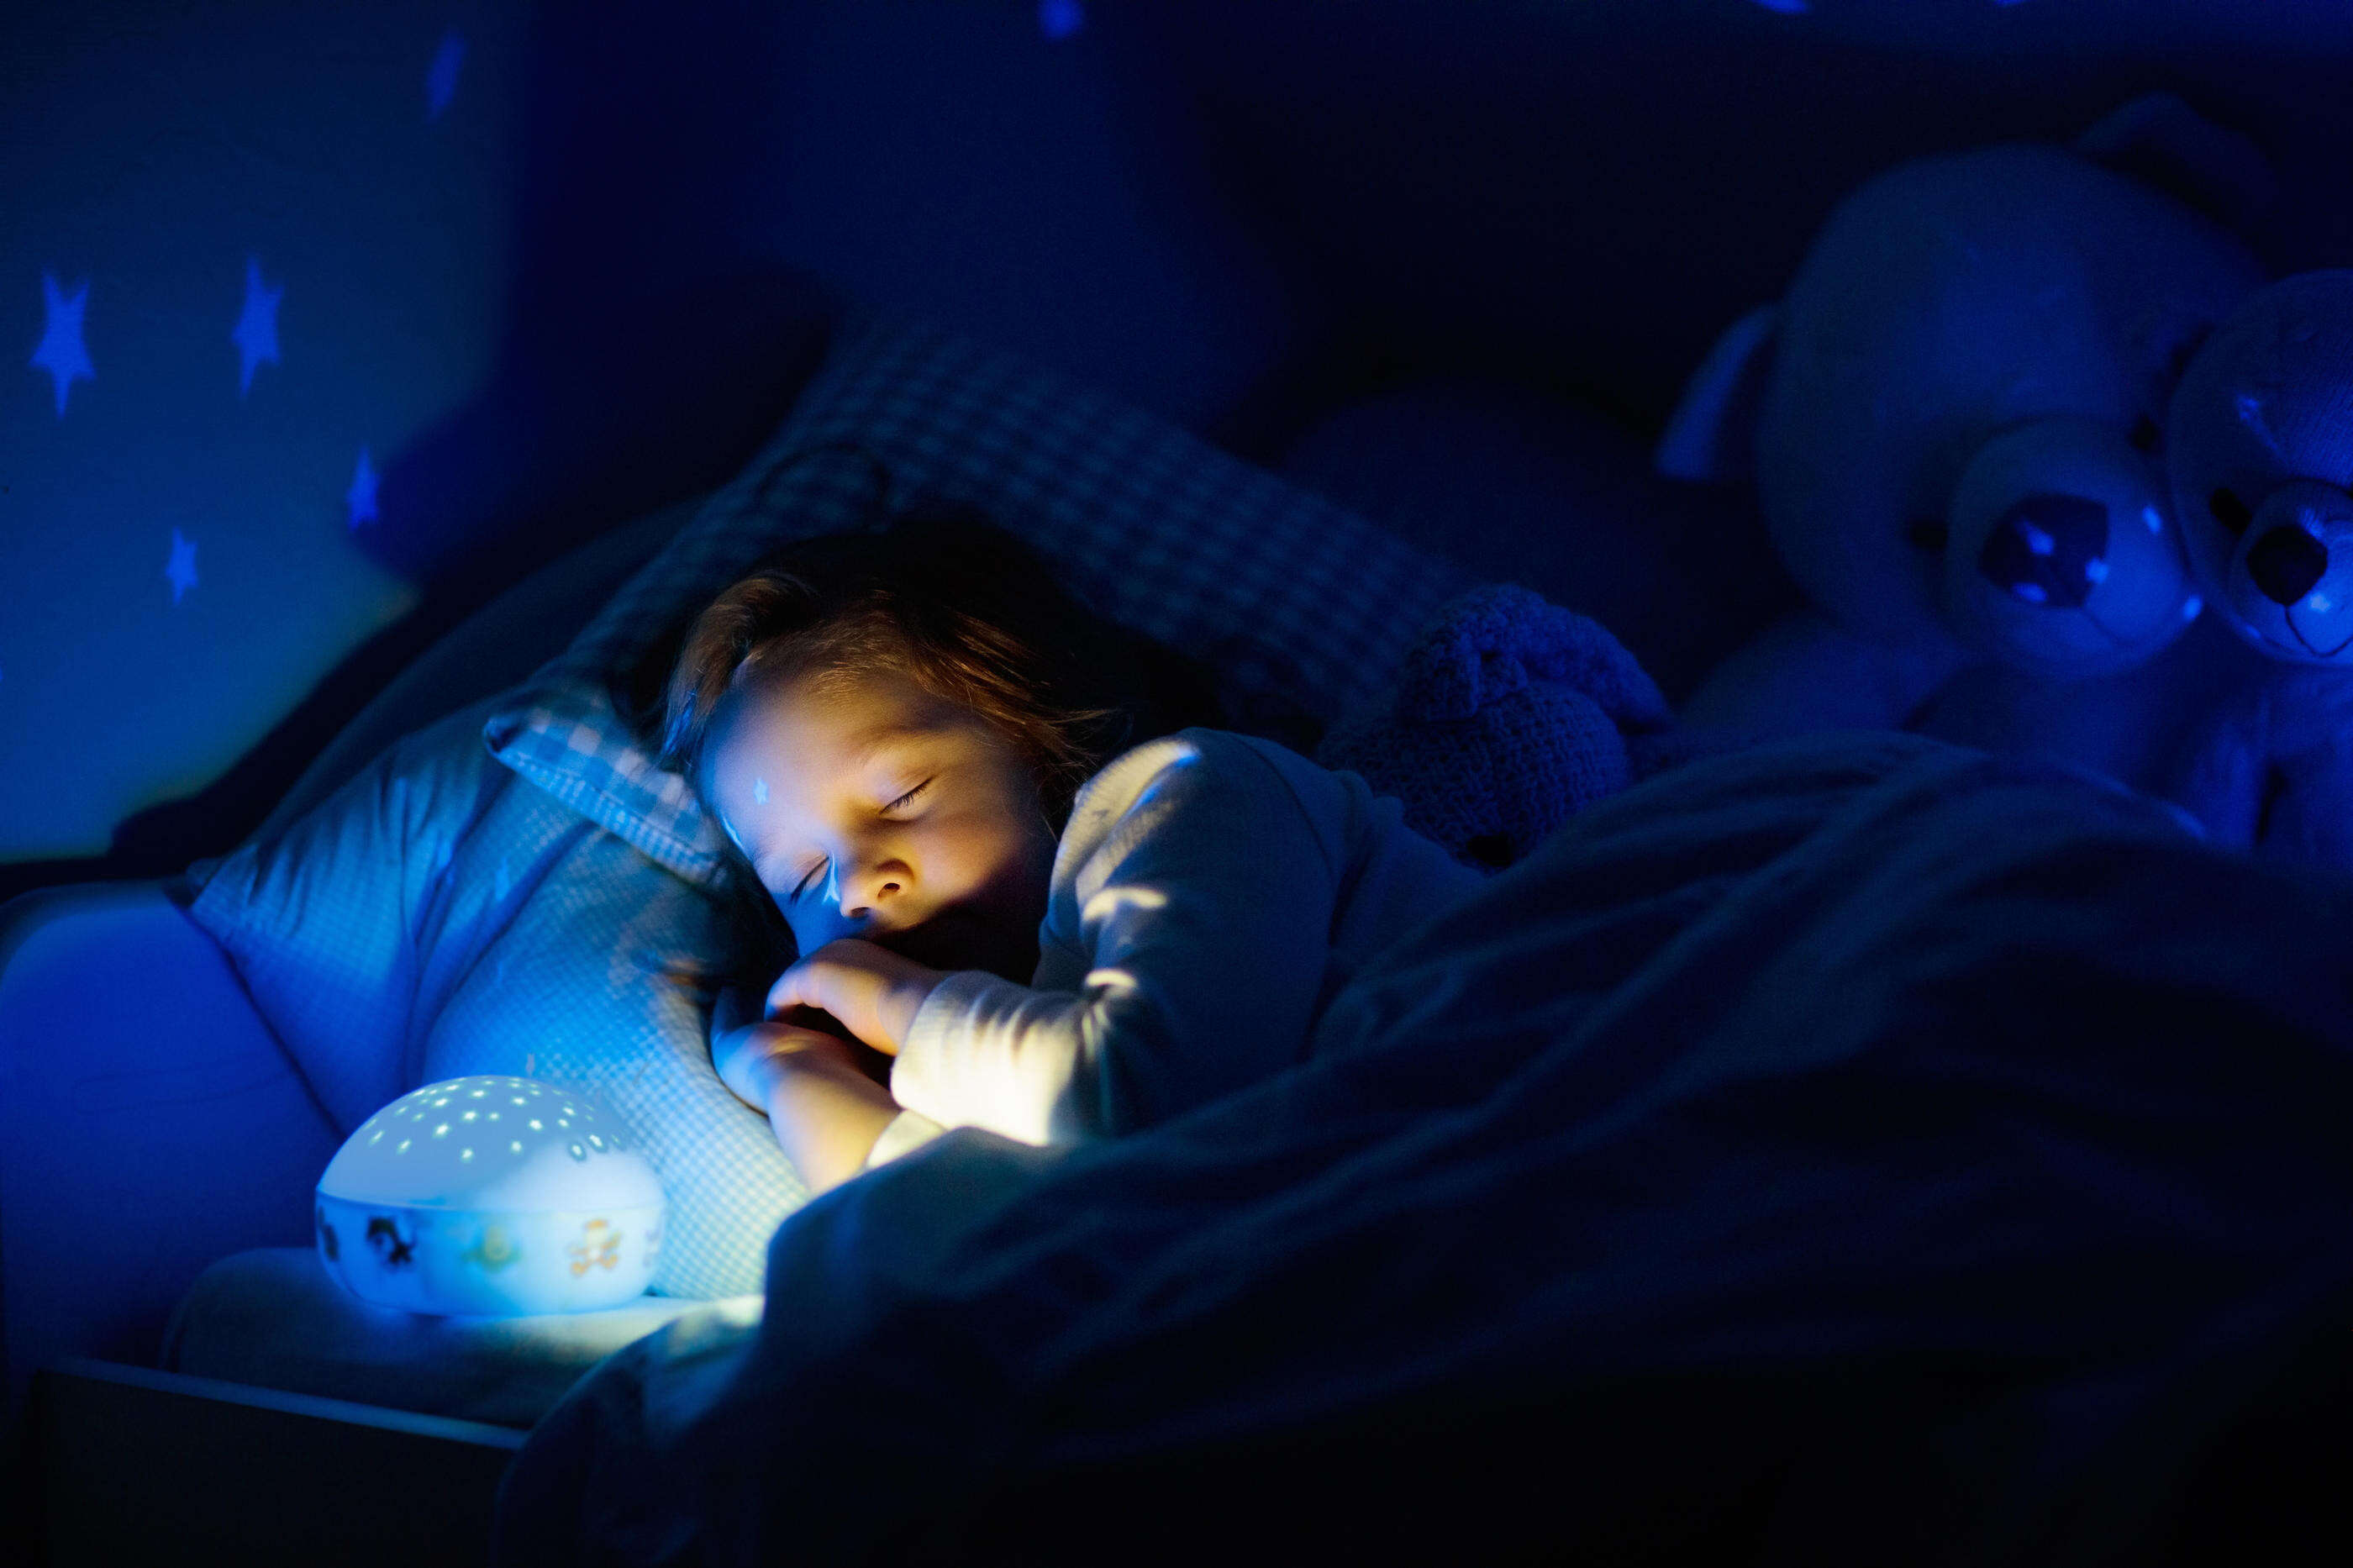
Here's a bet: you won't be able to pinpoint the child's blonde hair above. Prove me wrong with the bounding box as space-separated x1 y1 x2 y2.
660 502 1205 833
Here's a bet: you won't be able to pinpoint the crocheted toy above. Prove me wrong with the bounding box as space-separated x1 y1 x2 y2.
1657 94 2270 739
1319 585 1673 869
2161 271 2353 869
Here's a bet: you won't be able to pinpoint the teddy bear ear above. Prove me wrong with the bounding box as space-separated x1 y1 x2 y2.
1655 303 1778 484
1517 602 1674 734
2075 91 2277 233
1397 589 1520 722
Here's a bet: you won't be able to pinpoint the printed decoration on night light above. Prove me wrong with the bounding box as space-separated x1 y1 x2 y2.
1038 0 1086 40
567 1219 622 1276
316 1203 340 1261
166 529 199 604
232 255 282 397
347 445 380 528
426 29 466 122
462 1223 520 1272
366 1214 418 1266
30 272 94 418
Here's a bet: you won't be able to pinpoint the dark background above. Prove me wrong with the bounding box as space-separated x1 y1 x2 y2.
7 0 2350 900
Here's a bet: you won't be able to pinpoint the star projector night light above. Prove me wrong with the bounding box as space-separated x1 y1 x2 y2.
315 1076 665 1317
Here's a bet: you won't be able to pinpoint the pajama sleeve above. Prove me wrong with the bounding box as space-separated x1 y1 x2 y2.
876 730 1354 1152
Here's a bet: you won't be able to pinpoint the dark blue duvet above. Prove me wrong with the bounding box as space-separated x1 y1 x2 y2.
496 732 2353 1566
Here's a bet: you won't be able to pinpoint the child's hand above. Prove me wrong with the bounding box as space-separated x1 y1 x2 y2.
765 938 946 1055
710 1019 860 1111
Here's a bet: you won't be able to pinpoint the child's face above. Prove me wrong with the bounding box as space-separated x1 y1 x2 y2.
703 662 1059 981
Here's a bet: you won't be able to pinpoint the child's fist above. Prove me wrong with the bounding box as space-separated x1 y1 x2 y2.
765 938 945 1055
710 1019 861 1111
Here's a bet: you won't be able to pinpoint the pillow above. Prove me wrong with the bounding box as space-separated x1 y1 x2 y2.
190 312 1464 1302
187 698 804 1299
482 309 1470 887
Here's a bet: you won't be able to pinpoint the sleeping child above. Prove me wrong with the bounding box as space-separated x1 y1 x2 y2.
658 508 1482 1192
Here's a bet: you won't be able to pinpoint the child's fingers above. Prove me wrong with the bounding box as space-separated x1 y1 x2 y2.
765 956 835 1018
763 966 802 1018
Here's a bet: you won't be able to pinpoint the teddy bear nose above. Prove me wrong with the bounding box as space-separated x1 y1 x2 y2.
1976 493 2110 608
2245 524 2329 607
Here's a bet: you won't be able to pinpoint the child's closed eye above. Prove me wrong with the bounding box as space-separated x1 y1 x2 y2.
882 779 932 813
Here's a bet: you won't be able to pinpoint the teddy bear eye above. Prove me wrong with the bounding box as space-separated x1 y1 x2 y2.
2129 414 2162 454
2209 487 2254 536
1904 517 1950 550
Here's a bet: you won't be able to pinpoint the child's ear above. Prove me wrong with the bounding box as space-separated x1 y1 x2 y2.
2075 90 2277 232
1655 303 1778 484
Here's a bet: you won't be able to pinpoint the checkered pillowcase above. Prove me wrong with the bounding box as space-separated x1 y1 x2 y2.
482 310 1467 882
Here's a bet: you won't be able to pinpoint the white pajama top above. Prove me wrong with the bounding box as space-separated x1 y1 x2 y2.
866 727 1482 1165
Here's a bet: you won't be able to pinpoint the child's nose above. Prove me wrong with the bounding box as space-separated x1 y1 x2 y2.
839 860 907 923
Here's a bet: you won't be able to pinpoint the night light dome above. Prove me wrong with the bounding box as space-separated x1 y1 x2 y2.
315 1076 665 1317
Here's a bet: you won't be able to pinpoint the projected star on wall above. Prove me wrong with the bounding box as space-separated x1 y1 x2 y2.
347 445 380 528
232 255 282 397
427 29 466 121
166 529 198 604
1747 0 1808 13
30 272 94 418
1038 0 1085 40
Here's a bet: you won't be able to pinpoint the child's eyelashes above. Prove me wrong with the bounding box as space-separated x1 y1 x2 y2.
774 781 929 905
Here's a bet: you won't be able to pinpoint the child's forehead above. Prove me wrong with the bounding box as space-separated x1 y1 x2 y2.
706 690 976 830
729 654 939 720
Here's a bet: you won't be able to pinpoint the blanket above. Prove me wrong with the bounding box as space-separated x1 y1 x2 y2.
493 731 2353 1566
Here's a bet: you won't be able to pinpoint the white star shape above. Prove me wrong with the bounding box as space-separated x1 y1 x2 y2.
166 529 198 604
29 272 94 418
232 255 282 397
346 445 379 527
426 29 466 121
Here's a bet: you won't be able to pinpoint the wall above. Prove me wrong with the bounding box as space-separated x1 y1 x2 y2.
3 2 515 863
5 0 2351 887
0 0 1286 884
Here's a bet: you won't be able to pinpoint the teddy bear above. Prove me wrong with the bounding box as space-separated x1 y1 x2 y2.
1653 93 2274 798
2159 270 2353 870
1318 583 1674 869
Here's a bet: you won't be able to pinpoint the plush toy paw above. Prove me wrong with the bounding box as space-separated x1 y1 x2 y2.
1319 585 1671 869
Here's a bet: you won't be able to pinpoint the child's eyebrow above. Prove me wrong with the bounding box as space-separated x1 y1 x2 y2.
846 721 957 768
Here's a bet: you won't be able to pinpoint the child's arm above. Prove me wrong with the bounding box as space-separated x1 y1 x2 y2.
866 731 1360 1146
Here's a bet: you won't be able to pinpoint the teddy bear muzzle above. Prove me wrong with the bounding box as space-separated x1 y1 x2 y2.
1940 415 2199 678
2224 479 2353 661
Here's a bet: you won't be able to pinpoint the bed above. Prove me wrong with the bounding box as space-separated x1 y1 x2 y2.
7 309 2351 1567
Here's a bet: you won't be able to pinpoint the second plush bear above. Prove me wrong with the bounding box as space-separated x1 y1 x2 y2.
1656 93 2270 745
